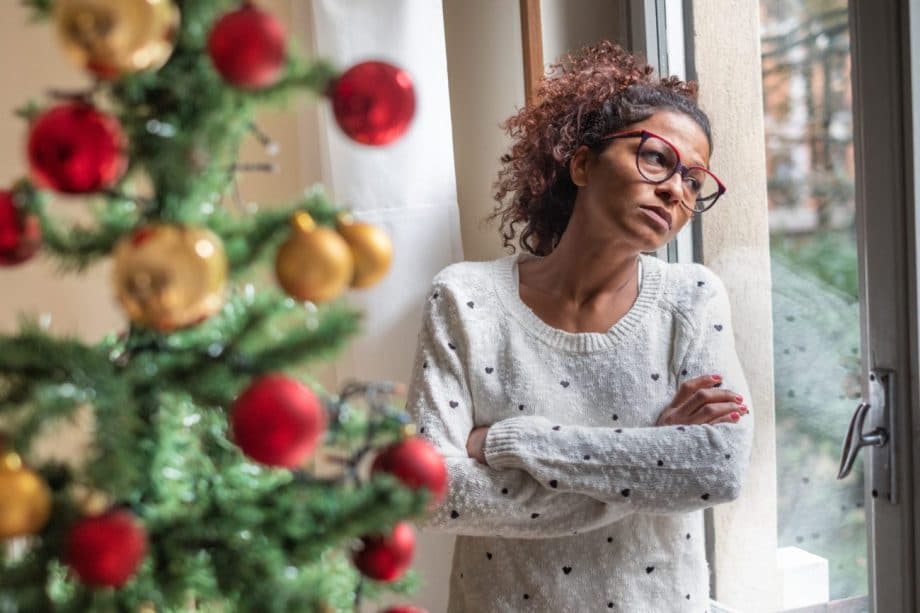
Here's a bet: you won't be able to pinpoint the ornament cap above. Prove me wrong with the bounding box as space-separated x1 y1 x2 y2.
335 210 355 227
291 211 316 235
1 452 22 471
70 483 113 516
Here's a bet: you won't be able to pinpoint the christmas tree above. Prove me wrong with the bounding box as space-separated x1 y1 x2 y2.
0 1 445 611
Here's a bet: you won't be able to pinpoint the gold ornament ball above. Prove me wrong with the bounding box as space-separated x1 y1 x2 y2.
335 213 393 289
53 0 180 79
275 212 354 303
0 453 52 539
112 224 228 332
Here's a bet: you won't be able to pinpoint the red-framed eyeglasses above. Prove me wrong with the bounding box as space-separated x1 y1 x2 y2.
600 129 727 213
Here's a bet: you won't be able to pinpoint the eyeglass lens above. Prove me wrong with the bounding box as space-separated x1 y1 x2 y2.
637 135 721 209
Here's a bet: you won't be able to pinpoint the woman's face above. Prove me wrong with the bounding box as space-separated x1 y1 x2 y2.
571 110 712 252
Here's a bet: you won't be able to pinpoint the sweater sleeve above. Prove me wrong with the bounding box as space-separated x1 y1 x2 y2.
483 271 755 513
407 281 639 538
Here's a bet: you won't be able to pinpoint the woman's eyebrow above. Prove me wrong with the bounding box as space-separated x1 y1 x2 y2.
686 154 708 168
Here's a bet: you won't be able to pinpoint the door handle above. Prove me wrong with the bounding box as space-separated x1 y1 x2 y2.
836 368 897 504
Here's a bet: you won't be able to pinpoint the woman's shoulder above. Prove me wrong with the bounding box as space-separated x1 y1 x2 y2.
421 256 512 326
431 255 512 292
649 256 727 313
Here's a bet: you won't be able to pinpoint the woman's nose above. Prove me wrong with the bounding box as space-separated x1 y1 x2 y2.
653 172 685 205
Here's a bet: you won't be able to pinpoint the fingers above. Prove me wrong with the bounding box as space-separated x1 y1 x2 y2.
678 386 745 420
692 400 746 423
657 374 748 427
656 377 714 426
658 401 745 426
466 426 489 462
707 409 746 425
672 374 723 408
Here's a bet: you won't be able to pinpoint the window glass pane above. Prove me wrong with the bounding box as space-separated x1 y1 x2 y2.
760 0 869 609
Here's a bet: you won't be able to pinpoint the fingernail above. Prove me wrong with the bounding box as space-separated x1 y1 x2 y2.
730 412 740 421
711 374 722 381
735 395 743 403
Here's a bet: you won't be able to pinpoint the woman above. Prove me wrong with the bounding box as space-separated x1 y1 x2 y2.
406 40 754 613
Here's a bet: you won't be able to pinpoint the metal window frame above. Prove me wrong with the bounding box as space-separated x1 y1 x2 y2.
625 0 700 267
848 0 919 611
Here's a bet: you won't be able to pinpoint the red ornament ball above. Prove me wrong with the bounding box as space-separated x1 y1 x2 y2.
371 436 447 510
352 521 415 582
382 606 429 613
27 102 127 194
331 61 416 146
230 374 327 468
207 4 286 89
64 509 148 588
0 190 41 266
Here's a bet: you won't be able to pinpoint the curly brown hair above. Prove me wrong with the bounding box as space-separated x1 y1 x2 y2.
488 40 711 256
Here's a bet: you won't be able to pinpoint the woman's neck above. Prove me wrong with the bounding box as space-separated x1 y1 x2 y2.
521 243 640 309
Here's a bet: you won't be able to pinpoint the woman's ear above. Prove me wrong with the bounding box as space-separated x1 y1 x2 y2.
569 145 594 187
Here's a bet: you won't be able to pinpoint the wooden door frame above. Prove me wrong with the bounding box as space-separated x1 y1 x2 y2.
520 0 543 106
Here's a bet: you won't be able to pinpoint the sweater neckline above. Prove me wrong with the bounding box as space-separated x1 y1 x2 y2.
492 251 663 352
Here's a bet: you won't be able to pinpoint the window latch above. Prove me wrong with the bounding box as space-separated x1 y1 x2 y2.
837 368 897 504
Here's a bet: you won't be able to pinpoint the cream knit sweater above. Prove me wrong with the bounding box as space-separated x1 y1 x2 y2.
406 251 754 613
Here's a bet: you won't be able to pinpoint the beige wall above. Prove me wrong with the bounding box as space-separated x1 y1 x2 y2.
693 1 781 611
0 5 117 339
442 0 523 262
541 0 623 71
445 0 623 263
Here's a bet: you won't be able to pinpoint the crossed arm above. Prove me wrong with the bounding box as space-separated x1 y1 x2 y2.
406 280 753 539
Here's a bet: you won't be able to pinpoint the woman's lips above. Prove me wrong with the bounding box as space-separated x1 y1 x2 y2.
639 206 671 232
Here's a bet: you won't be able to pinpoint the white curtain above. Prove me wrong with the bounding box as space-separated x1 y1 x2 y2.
309 1 463 610
310 0 464 384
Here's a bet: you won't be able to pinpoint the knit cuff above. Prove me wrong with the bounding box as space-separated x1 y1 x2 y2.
483 416 533 470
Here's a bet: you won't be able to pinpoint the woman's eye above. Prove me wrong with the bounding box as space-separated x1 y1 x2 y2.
641 151 668 167
684 177 702 193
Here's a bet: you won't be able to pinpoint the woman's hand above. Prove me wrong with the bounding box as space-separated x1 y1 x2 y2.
466 425 490 464
655 374 749 426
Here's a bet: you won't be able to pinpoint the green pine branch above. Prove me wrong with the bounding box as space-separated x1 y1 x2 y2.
0 290 366 458
16 180 349 277
14 181 141 273
1 473 427 612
